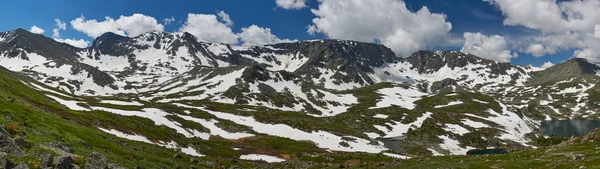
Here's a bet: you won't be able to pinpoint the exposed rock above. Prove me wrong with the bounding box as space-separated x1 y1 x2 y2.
84 152 109 169
107 163 127 169
0 128 25 157
0 156 14 169
173 153 183 159
13 162 29 169
34 152 54 168
54 155 74 169
48 142 75 153
13 137 25 147
430 78 458 93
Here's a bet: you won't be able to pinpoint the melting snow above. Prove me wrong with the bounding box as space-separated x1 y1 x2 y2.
382 153 411 159
373 114 389 119
374 112 432 138
439 135 475 155
240 154 285 163
444 124 470 135
100 100 144 106
371 86 427 110
99 128 153 144
434 101 464 108
174 103 387 153
45 95 89 111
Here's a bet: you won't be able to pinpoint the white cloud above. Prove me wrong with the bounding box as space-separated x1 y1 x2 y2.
307 0 452 57
484 0 568 33
179 13 239 44
540 61 555 69
71 14 164 38
217 11 234 26
53 19 67 38
29 25 45 34
461 32 516 62
276 0 308 10
55 19 67 30
525 44 556 57
163 17 175 25
54 38 90 48
486 0 600 60
51 18 90 48
239 25 295 46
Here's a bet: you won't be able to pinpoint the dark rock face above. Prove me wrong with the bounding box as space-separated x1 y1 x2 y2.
430 78 458 93
54 155 74 169
404 51 521 75
13 162 28 169
0 157 14 169
0 28 82 62
13 137 25 147
90 32 130 56
0 128 25 157
84 152 109 169
35 152 54 168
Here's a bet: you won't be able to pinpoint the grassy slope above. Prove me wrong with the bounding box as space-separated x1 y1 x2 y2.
3 65 600 168
0 67 249 168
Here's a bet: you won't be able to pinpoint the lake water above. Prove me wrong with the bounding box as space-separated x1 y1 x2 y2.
540 120 600 137
377 136 405 152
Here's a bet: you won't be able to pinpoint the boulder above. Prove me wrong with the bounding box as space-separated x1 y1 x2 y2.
13 137 25 147
34 152 54 168
13 162 29 169
48 142 74 153
84 152 109 169
0 156 14 169
54 155 74 169
0 128 25 157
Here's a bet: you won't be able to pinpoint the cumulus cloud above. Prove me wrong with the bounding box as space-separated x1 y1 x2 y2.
217 11 234 26
307 0 452 57
179 13 239 44
163 17 175 25
276 0 308 10
461 32 516 62
486 0 600 60
540 61 555 69
239 25 295 46
71 14 164 38
29 25 45 34
55 19 67 30
54 38 90 48
52 18 90 48
52 19 67 38
525 44 556 57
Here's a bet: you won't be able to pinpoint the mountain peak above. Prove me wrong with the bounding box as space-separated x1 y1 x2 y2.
527 58 600 85
92 32 128 48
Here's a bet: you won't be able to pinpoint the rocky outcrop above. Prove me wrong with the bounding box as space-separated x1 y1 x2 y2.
0 156 15 169
13 162 28 169
34 152 54 168
527 58 600 86
54 155 74 169
84 152 109 169
0 128 25 157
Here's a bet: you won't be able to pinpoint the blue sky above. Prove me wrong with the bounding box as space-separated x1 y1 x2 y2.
2 0 591 67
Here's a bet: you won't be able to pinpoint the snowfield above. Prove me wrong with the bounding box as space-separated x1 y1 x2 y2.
371 86 427 110
174 103 388 153
239 154 286 163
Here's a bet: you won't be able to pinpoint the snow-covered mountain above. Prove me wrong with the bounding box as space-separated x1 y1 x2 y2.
2 28 596 158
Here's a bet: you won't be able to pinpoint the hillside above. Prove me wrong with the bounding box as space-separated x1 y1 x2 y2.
0 28 600 168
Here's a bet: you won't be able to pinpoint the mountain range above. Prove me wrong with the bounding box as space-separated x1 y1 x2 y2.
0 28 599 168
